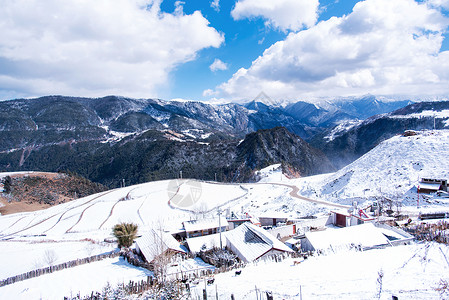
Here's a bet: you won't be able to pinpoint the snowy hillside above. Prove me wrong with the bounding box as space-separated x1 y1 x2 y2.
293 130 449 206
2 129 449 298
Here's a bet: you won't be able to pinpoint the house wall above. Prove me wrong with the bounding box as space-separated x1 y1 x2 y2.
258 249 287 261
300 237 315 252
259 217 288 227
350 216 365 226
186 226 227 238
226 238 249 263
267 224 296 239
419 188 439 194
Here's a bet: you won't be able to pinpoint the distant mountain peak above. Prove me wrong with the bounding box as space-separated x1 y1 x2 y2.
252 92 280 107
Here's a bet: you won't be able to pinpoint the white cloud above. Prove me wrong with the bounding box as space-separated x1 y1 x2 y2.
209 59 228 72
212 0 449 101
0 0 224 99
231 0 319 31
211 0 220 12
427 0 449 9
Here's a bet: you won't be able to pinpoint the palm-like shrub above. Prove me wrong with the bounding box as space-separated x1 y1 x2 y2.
112 222 138 248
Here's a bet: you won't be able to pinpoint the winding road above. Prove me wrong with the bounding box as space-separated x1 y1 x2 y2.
269 183 351 209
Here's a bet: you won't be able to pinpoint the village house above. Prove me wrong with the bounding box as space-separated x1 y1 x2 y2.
419 178 448 194
300 223 413 253
135 229 187 264
183 216 228 238
225 222 293 263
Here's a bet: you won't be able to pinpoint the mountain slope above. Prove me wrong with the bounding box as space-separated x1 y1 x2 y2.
310 101 449 169
299 130 449 204
0 127 333 187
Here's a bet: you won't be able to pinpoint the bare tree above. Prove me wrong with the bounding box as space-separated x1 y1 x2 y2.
435 279 449 299
43 249 58 266
376 269 384 300
148 224 179 283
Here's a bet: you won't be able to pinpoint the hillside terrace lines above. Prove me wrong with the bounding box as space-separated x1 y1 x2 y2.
42 190 115 234
0 216 27 235
65 202 100 234
1 213 60 239
97 187 140 230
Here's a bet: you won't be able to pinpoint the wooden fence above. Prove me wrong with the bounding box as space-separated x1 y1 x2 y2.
0 250 120 287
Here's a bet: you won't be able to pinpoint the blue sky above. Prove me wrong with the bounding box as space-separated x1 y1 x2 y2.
1 0 449 103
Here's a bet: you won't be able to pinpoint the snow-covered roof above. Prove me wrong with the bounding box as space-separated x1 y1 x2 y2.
183 217 228 232
304 223 390 251
419 182 441 191
225 223 292 262
331 209 351 217
136 229 187 263
186 233 224 253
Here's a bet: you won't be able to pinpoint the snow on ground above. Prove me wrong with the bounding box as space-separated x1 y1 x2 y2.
0 240 116 279
287 130 449 208
256 164 289 183
0 256 151 300
191 242 449 300
389 109 449 120
324 119 364 141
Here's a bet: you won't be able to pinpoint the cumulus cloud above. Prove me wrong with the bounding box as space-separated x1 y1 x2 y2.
0 0 224 99
427 0 449 9
209 59 228 72
231 0 319 31
212 0 449 101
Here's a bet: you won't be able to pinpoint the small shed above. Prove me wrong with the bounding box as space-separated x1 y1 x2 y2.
225 222 293 263
419 178 448 194
330 209 375 227
183 217 228 238
135 229 187 264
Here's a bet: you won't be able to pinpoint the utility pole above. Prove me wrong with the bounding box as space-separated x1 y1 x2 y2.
180 170 182 179
217 208 223 249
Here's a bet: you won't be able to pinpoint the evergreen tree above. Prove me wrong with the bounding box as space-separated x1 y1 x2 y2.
112 222 138 248
3 176 12 194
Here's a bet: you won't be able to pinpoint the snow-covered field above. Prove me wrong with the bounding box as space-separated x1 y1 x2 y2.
192 242 449 299
1 129 449 299
0 256 151 300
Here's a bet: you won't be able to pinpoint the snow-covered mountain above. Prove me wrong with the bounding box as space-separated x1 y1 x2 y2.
311 100 449 169
0 94 416 187
297 129 449 206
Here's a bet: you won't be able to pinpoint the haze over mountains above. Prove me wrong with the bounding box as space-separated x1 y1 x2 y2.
0 95 448 187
